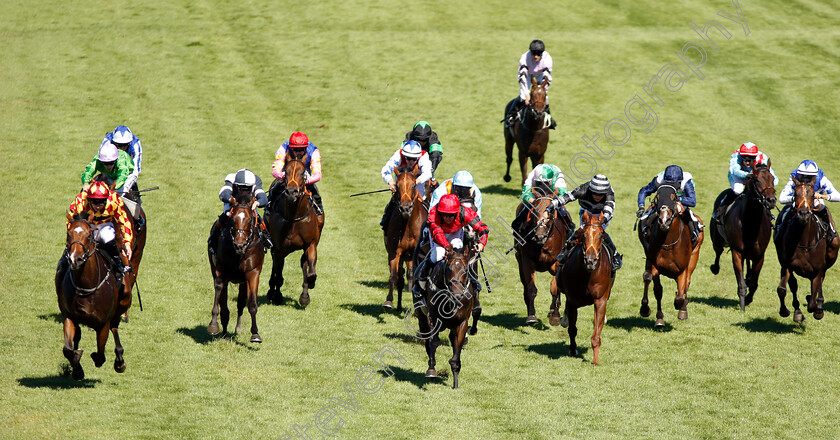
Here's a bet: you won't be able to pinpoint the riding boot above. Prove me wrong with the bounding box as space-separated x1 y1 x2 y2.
602 233 623 273
135 214 145 233
208 213 226 259
381 199 396 231
546 103 557 129
257 214 273 252
510 206 528 234
815 205 837 240
101 240 128 283
556 231 580 268
559 207 575 237
307 184 324 216
712 191 735 223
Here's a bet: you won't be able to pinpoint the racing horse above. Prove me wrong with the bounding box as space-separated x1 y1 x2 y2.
710 164 777 311
774 178 839 322
416 246 477 388
383 165 426 311
638 184 703 327
266 157 324 307
513 190 571 326
555 210 613 365
56 213 130 380
504 77 550 185
207 190 264 342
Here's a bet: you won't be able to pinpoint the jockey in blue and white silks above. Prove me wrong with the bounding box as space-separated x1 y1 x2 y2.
636 165 702 241
102 125 142 194
778 160 839 238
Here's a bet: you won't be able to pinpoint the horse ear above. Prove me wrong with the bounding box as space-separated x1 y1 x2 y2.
541 77 548 87
531 76 536 86
230 195 237 206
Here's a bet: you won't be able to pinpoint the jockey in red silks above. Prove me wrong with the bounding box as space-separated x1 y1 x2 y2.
270 131 323 215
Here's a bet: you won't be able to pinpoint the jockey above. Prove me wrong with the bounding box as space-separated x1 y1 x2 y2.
714 142 778 220
379 140 432 230
102 126 145 232
412 194 489 313
429 170 483 217
505 39 557 130
778 160 839 238
510 164 573 235
270 131 323 215
552 174 622 273
404 121 443 182
65 181 133 279
81 142 134 194
208 169 273 259
636 165 702 241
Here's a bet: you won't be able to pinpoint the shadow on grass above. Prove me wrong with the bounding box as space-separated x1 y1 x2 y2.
824 301 840 315
523 342 588 360
478 312 533 333
175 325 259 349
606 316 673 332
383 332 424 345
734 317 797 334
691 295 739 310
385 365 449 390
339 303 389 324
482 184 521 197
38 313 64 323
18 376 101 389
358 280 390 290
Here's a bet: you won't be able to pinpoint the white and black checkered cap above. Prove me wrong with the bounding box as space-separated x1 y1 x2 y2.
589 174 610 194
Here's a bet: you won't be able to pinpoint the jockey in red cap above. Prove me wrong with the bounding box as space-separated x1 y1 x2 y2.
713 142 778 220
269 132 323 215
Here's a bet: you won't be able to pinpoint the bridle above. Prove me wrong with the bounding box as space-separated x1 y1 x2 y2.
228 205 258 252
746 168 776 211
65 220 112 296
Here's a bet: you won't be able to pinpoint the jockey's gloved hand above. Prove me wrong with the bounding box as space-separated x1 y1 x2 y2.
636 206 645 218
474 243 485 253
444 244 454 257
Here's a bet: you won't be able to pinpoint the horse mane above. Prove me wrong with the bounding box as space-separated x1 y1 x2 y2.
72 212 90 221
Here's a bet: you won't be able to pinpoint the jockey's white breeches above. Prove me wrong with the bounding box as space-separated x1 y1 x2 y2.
430 230 464 263
94 222 116 244
730 176 747 194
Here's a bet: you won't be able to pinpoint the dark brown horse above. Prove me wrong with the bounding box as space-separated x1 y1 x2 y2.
207 193 264 342
513 192 570 325
504 77 550 185
555 211 612 365
266 157 324 307
774 179 839 322
383 166 426 311
56 214 129 380
710 164 777 311
638 184 703 327
416 246 476 388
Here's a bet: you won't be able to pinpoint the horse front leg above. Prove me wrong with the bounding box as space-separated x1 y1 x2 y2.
675 269 690 320
63 318 84 380
789 275 803 323
469 287 481 335
299 244 317 307
208 275 225 335
518 149 529 186
402 259 414 312
641 263 653 317
731 251 748 311
777 265 791 318
710 225 724 275
653 271 665 327
90 323 110 368
503 132 514 182
592 298 608 366
268 250 286 305
808 272 826 320
384 250 399 310
518 255 538 324
235 282 246 335
744 256 764 306
110 326 126 373
565 305 579 357
247 272 262 342
548 268 562 326
450 320 469 389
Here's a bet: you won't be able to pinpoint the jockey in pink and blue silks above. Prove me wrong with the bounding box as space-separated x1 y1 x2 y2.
269 131 323 215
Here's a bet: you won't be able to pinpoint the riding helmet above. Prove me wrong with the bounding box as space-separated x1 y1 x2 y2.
438 194 460 214
111 126 133 145
663 165 684 183
411 121 432 142
401 141 422 158
98 142 119 162
529 40 545 55
738 142 759 157
289 131 309 148
452 170 474 187
87 181 111 200
589 174 611 195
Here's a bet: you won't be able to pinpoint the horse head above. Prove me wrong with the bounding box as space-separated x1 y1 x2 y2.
526 191 556 245
794 177 816 225
228 196 256 255
394 166 419 220
443 245 474 298
66 213 95 271
582 210 605 272
748 163 777 210
655 184 680 231
529 77 548 115
283 157 308 205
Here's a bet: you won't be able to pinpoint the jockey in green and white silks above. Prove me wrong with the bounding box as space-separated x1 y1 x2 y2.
510 164 572 234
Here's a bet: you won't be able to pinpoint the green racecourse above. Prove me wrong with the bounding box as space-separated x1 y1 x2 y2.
2 0 840 438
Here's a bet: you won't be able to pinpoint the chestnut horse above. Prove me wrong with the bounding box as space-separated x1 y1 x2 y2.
638 184 703 327
266 158 324 307
555 211 612 365
207 192 264 342
710 164 777 311
504 77 550 185
416 246 476 388
56 214 130 380
513 192 571 325
383 166 426 311
774 179 839 322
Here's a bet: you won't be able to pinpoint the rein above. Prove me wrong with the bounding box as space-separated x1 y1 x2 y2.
283 158 317 222
69 255 112 296
228 206 259 250
65 221 113 296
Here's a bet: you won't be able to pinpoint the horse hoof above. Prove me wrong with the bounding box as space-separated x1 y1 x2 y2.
779 307 790 318
560 314 569 328
654 319 666 328
425 368 438 378
72 366 85 381
114 360 126 373
814 310 824 320
383 301 394 310
744 292 754 306
640 304 651 317
549 314 562 327
569 347 577 356
468 326 478 336
793 310 804 323
207 322 220 335
710 264 720 275
251 334 263 343
525 315 538 325
677 310 688 320
299 293 310 307
273 293 285 305
503 175 511 183
121 313 129 323
91 352 106 368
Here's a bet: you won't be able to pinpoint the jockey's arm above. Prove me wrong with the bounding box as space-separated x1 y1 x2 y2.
219 173 235 204
113 151 134 191
680 180 697 207
820 176 840 202
637 177 658 207
518 53 530 101
306 148 322 184
520 168 539 203
252 175 268 207
779 180 795 204
271 144 288 179
417 154 433 184
80 157 99 186
472 187 483 218
729 154 750 179
380 150 401 185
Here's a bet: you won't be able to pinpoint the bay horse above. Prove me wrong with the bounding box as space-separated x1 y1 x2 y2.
504 77 550 185
119 192 147 323
56 213 129 380
513 191 571 326
710 164 777 311
207 192 264 342
555 210 612 365
638 184 703 327
416 246 476 388
266 157 324 307
383 165 426 311
774 179 839 322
